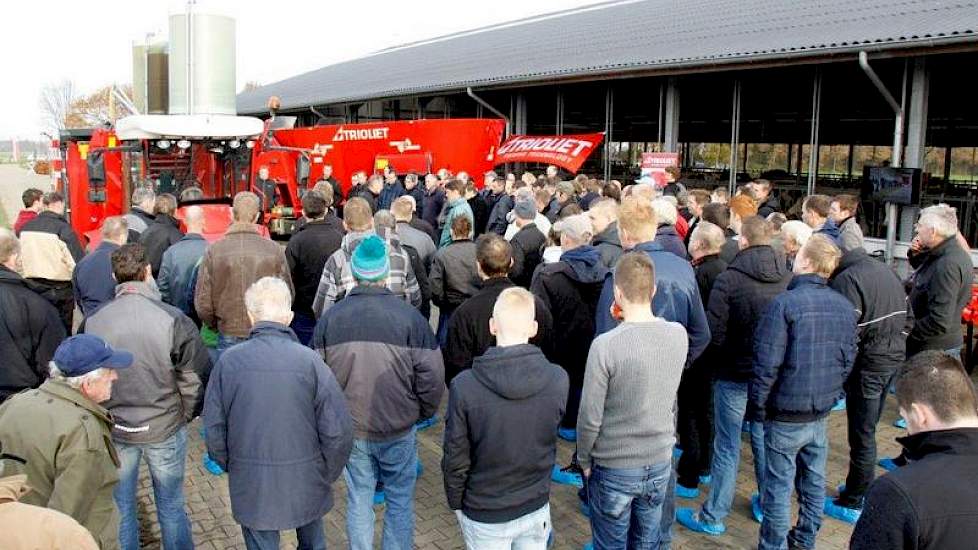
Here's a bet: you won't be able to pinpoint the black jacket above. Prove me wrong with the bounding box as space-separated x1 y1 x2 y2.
757 195 781 218
907 236 973 357
851 428 978 550
125 206 156 243
443 277 554 383
140 214 184 277
509 223 546 289
467 195 490 237
593 223 623 269
403 243 432 321
0 266 66 402
693 254 727 310
830 247 907 372
484 191 513 236
285 216 345 317
442 344 568 523
530 246 607 385
707 245 791 382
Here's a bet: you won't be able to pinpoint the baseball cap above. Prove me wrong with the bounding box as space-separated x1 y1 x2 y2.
53 335 134 377
352 235 390 282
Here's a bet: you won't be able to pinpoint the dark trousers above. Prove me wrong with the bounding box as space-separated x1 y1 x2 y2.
838 368 894 508
677 366 714 488
242 518 325 550
290 312 316 347
30 278 74 333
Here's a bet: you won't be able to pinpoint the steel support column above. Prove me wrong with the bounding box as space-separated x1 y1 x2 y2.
728 80 741 195
604 86 613 182
807 69 822 195
663 77 680 153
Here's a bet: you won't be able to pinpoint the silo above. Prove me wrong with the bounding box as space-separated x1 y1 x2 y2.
146 41 169 114
168 11 236 115
132 43 147 114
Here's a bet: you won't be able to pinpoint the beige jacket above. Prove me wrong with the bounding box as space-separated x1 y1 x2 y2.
0 475 99 550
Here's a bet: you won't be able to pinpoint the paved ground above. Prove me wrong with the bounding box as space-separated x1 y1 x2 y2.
127 394 907 550
0 164 50 228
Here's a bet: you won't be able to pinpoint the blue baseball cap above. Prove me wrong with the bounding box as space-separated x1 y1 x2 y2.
53 335 134 377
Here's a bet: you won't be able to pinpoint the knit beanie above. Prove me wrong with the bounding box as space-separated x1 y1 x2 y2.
351 235 390 281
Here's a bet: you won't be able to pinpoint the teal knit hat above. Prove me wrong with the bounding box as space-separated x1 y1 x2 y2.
352 235 390 281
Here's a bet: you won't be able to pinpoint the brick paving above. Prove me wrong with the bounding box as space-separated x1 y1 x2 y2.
129 394 908 550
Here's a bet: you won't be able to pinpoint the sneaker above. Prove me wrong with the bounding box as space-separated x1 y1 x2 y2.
557 427 577 442
832 398 847 412
751 492 764 524
551 464 584 488
878 457 900 472
373 490 385 505
676 508 726 535
202 453 224 476
893 417 907 429
699 474 712 485
676 484 700 499
824 499 862 524
415 415 439 431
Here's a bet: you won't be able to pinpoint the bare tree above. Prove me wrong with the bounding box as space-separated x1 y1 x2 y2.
39 80 76 133
241 81 262 93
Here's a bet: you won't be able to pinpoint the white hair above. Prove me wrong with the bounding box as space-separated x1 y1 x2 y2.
918 204 959 238
781 220 814 249
183 205 205 225
244 277 293 322
403 195 417 211
48 362 108 390
651 198 679 225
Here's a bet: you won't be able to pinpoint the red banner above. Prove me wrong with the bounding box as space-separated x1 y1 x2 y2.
493 133 604 173
640 152 679 170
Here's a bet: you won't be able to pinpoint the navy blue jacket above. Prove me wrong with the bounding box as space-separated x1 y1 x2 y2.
203 322 353 530
655 225 689 260
72 241 119 317
596 241 710 365
749 274 857 422
815 218 842 245
377 180 405 211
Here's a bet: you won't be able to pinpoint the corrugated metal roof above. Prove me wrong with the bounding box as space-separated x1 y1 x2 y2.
237 0 978 114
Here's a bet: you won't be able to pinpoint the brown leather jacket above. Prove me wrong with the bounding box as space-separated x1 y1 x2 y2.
194 223 293 338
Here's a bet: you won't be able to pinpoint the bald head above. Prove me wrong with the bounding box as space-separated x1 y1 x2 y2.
183 205 205 234
489 287 538 346
101 216 129 245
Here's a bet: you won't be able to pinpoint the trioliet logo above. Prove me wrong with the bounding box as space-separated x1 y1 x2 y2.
332 126 390 142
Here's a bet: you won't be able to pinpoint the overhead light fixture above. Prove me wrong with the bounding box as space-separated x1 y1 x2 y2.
156 140 171 149
228 139 241 149
209 146 225 154
177 139 191 150
245 140 255 149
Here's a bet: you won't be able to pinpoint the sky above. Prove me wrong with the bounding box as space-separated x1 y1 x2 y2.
0 0 600 140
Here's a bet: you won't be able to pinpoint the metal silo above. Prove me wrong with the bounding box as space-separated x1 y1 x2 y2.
168 10 236 115
146 41 169 114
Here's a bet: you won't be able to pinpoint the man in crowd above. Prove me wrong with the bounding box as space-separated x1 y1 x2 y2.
140 193 184 277
254 166 278 213
578 252 688 549
683 189 711 246
19 191 85 331
402 194 439 244
443 287 567 549
0 334 133 549
652 198 688 259
483 171 514 235
675 221 727 499
375 209 432 322
354 174 383 213
392 196 436 271
509 194 547 288
829 194 865 252
443 234 553 383
851 351 978 549
13 188 43 236
403 172 425 214
780 220 814 269
678 216 790 535
285 189 344 345
124 187 156 242
313 234 444 550
547 181 578 223
204 277 353 550
587 198 622 269
754 180 781 218
431 216 481 345
195 191 293 355
423 173 446 230
719 194 757 264
0 228 66 403
802 194 841 243
158 205 208 316
464 182 490 239
750 234 857 550
531 214 608 482
73 216 127 317
441 179 475 247
378 165 405 211
505 188 552 241
312 197 420 317
823 242 907 524
82 243 206 550
318 163 343 216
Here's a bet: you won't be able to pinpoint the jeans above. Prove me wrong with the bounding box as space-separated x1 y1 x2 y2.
759 419 828 550
216 334 248 359
436 309 453 348
241 518 325 550
290 312 317 347
676 366 713 488
344 429 417 550
838 369 893 508
457 504 551 550
587 462 672 550
113 426 193 550
701 380 766 525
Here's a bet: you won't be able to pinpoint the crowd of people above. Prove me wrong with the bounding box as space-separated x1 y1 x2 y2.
1 164 977 550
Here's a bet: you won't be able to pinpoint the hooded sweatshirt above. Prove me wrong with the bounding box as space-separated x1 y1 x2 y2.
442 344 568 523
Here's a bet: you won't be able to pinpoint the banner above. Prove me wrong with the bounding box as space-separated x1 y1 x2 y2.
639 152 679 187
493 132 604 173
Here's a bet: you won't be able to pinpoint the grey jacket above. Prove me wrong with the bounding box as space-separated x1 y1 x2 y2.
430 239 481 310
158 233 208 314
396 221 436 271
82 281 208 445
838 217 865 253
